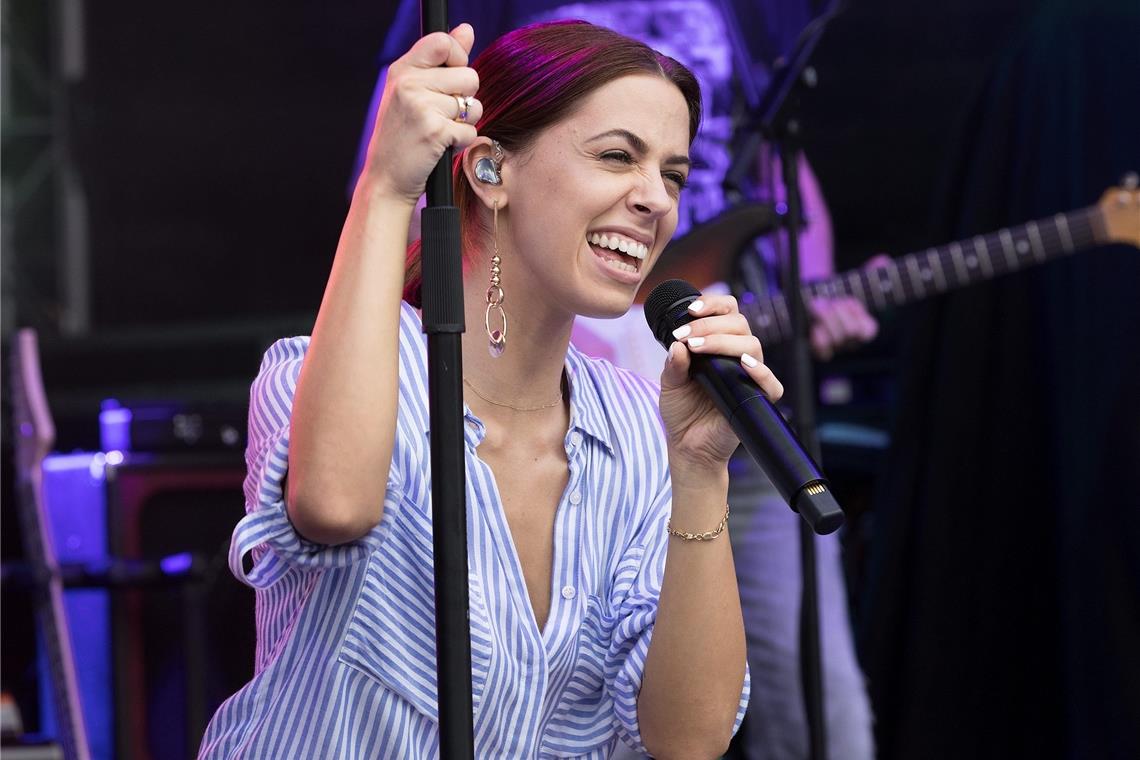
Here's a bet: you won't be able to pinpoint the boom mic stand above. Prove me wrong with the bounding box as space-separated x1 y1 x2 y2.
736 3 848 759
419 1 474 757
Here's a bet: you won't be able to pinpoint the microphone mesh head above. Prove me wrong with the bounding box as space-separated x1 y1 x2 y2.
643 279 701 346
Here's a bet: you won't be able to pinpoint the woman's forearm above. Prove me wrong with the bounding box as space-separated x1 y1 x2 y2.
638 469 747 759
286 180 413 545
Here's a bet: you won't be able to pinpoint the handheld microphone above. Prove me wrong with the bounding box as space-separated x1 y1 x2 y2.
644 279 844 534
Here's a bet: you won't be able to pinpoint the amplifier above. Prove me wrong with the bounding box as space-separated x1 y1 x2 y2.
40 451 251 760
99 401 246 455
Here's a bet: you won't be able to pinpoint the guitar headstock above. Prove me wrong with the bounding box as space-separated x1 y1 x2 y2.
1098 172 1140 247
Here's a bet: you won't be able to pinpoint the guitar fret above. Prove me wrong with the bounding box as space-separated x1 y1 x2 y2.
875 268 893 304
1054 213 1075 253
1077 207 1104 246
1026 220 1046 262
906 256 927 299
866 268 886 310
1037 219 1062 260
949 242 969 284
886 263 905 305
828 278 846 299
920 255 936 293
995 231 1014 272
980 232 1001 273
973 235 994 278
999 228 1017 272
1078 208 1101 248
928 249 948 291
849 270 868 305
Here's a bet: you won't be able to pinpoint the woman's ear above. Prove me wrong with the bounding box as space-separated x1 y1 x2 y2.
461 137 508 211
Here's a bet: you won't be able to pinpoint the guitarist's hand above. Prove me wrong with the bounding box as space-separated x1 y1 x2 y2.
808 254 891 361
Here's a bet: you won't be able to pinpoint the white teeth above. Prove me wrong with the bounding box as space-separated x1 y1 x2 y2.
602 257 637 273
587 232 649 260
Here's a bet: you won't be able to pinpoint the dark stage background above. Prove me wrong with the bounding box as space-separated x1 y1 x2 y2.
9 0 1046 335
3 0 1138 758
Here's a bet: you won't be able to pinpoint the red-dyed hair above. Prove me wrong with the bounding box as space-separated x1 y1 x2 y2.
403 20 702 306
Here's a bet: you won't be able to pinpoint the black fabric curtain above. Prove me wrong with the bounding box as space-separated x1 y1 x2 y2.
859 1 1140 758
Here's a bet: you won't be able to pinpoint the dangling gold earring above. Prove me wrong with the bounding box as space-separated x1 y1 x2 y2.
485 200 507 357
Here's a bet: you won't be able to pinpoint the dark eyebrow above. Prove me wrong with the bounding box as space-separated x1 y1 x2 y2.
586 128 692 168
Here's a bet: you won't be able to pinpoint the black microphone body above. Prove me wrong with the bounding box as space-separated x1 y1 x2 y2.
644 279 844 534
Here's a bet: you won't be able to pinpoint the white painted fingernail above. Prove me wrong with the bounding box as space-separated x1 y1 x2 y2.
741 353 759 368
688 300 705 314
688 336 706 347
672 324 692 340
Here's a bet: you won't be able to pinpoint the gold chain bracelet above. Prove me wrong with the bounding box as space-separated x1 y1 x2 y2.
666 504 730 541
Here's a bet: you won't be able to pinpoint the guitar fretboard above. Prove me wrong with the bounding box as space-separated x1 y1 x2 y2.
745 205 1105 346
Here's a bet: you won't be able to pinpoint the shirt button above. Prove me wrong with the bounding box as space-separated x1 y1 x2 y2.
568 490 582 505
569 431 583 447
561 586 576 600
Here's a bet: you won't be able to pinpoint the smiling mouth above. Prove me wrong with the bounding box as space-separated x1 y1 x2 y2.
587 232 649 274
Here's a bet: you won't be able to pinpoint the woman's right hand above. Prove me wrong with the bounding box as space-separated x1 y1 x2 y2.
363 23 483 205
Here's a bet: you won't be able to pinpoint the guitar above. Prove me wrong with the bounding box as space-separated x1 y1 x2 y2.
10 330 92 760
641 180 1140 347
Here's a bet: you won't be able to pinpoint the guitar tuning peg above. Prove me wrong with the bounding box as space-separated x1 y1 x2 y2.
1121 171 1138 191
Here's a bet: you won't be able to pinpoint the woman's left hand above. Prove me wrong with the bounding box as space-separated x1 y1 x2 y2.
659 294 784 475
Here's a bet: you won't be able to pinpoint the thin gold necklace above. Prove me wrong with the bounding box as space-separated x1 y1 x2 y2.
463 377 564 412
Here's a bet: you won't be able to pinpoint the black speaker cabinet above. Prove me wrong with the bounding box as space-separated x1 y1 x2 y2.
102 452 252 760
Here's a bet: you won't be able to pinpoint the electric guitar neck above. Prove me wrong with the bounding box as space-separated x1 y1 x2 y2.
745 183 1140 346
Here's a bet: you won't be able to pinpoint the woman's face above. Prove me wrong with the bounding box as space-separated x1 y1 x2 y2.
500 73 692 320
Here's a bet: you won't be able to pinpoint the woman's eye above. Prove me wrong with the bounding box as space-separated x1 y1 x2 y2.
600 150 634 163
600 151 686 191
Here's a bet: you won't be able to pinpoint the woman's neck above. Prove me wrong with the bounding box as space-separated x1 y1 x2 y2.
460 312 572 411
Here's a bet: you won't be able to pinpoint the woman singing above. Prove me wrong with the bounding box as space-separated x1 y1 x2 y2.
199 21 783 759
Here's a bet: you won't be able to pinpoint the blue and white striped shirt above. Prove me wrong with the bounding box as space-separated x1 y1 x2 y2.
198 302 748 758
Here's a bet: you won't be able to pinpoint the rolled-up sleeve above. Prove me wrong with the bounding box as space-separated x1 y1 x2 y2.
228 337 391 589
608 484 750 753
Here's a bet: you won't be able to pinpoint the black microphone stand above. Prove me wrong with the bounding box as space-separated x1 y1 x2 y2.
419 2 474 757
749 4 846 759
